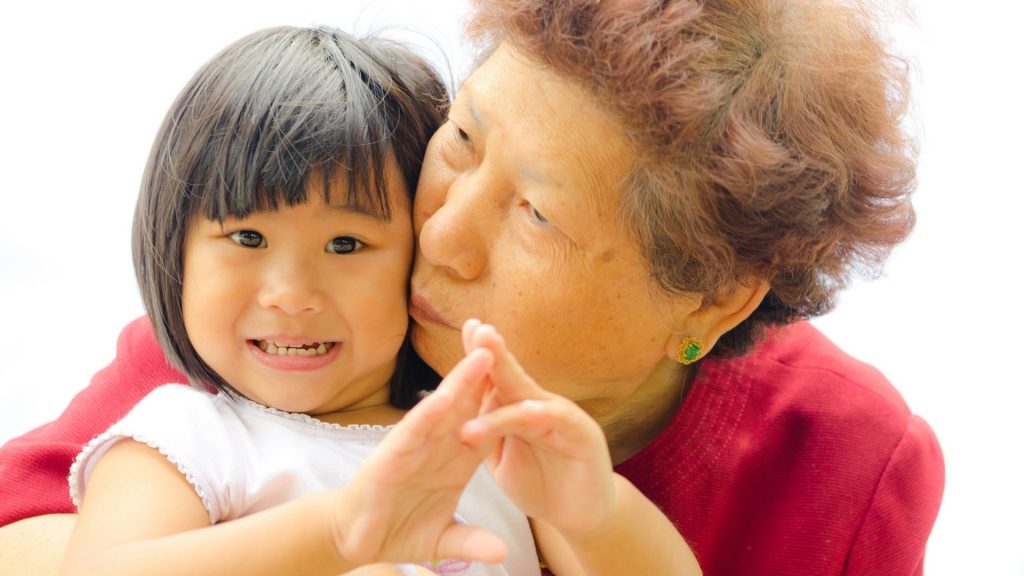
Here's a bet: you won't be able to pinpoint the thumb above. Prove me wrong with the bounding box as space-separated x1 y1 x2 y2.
434 523 508 565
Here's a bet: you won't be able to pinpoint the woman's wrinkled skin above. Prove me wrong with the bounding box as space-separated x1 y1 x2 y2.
409 43 767 462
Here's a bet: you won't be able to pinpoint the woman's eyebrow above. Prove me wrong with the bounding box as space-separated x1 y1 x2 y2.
458 85 486 129
469 99 485 128
517 165 554 187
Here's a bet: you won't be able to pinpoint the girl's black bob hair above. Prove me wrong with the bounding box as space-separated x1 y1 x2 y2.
132 25 448 407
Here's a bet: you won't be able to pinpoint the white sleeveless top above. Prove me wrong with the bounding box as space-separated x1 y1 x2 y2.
69 384 539 576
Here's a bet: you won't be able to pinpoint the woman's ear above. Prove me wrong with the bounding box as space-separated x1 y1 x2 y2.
663 278 770 362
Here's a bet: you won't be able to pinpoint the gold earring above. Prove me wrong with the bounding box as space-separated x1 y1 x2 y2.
677 337 703 365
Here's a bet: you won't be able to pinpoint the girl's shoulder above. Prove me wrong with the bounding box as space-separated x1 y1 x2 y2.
71 384 398 523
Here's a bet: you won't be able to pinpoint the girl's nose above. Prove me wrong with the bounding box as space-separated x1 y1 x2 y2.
417 175 490 281
256 258 325 315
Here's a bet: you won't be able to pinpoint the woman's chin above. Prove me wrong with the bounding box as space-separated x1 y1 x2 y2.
409 322 461 377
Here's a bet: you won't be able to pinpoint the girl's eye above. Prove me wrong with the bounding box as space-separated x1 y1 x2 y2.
326 236 365 255
230 230 266 248
455 125 471 143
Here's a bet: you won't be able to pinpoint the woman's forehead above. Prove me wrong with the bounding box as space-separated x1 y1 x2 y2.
457 43 636 205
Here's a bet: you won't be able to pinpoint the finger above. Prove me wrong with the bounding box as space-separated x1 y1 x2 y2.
383 388 456 455
434 347 493 414
479 385 501 416
461 318 482 355
391 349 493 453
425 348 494 453
470 325 548 403
461 399 604 456
434 523 508 565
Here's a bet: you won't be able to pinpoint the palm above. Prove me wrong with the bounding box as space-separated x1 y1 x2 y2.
483 398 615 534
359 420 483 558
333 349 506 566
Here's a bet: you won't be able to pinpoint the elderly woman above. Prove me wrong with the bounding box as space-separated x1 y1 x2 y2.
0 0 942 575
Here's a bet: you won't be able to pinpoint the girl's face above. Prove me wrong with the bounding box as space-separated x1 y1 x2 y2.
182 167 413 420
410 43 680 417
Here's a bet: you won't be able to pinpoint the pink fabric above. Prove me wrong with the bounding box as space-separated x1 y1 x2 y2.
0 318 943 576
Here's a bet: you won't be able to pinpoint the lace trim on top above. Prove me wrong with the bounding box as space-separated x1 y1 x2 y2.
68 387 398 526
68 431 218 525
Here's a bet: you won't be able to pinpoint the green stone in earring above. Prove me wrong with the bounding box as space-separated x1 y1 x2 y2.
678 337 704 365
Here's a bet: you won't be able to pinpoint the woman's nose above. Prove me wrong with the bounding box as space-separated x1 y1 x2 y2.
256 258 325 315
417 176 490 281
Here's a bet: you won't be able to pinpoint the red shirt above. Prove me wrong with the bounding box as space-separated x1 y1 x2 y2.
0 317 943 575
616 322 944 575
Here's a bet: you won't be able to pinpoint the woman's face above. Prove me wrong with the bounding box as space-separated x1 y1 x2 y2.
410 43 680 413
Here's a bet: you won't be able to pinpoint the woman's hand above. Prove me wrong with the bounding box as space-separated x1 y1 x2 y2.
332 347 507 567
457 320 619 538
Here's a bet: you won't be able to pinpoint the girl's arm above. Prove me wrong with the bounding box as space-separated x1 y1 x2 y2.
0 514 76 576
60 348 502 576
62 439 347 576
459 321 701 576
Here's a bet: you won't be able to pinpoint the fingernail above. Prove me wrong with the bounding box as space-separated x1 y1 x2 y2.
522 399 544 412
462 419 485 435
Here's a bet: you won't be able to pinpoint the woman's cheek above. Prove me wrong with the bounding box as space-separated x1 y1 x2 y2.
414 152 450 227
499 206 552 258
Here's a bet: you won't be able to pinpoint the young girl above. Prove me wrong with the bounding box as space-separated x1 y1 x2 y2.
59 26 541 576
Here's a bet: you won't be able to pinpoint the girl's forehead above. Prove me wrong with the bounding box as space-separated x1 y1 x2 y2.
321 161 411 216
213 158 407 221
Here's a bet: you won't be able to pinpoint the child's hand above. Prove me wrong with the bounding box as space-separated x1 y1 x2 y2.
331 347 507 567
458 320 619 539
340 565 440 575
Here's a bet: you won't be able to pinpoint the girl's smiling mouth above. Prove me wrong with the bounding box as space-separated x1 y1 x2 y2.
248 339 342 371
253 340 336 357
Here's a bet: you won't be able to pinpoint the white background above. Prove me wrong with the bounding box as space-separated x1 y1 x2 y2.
1 1 1021 574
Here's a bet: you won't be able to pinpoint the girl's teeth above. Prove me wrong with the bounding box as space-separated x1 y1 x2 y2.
257 341 334 356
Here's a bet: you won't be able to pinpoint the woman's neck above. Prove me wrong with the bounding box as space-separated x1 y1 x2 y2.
597 358 695 465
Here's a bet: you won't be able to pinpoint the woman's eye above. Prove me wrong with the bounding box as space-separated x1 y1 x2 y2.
529 204 550 224
326 236 365 255
448 121 472 148
229 230 266 248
